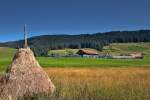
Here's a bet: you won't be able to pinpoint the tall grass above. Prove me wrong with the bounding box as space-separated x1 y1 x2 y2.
1 68 150 100
46 68 150 100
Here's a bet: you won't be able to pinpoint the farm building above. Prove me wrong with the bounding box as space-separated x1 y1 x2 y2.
112 56 134 59
77 49 98 55
76 49 98 58
129 52 144 59
76 49 107 58
112 52 144 59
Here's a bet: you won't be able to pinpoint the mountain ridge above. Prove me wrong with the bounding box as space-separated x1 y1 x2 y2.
1 30 150 56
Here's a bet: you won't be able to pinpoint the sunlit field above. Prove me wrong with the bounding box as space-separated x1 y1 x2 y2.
0 43 150 99
1 43 150 71
37 57 150 68
46 68 150 100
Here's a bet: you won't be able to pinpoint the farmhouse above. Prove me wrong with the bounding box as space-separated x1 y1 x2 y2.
77 49 100 58
77 49 98 55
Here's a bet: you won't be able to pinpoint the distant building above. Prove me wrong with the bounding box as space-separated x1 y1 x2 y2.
76 49 99 58
76 49 109 58
129 52 144 59
112 52 144 59
77 49 98 55
112 56 134 59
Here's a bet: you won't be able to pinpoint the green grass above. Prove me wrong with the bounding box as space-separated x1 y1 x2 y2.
0 47 17 71
0 47 16 57
39 43 150 68
37 57 150 68
103 43 150 57
0 44 150 99
1 43 150 72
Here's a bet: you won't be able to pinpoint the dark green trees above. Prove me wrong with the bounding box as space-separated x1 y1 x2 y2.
2 30 150 56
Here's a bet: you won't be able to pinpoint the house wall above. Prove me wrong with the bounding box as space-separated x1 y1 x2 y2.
112 56 134 59
83 55 99 58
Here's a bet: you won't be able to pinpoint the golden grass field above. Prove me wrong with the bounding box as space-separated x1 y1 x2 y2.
45 68 150 100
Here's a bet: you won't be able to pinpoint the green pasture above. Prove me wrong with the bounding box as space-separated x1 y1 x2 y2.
0 43 150 71
103 42 150 57
0 43 150 100
37 57 150 68
0 47 16 71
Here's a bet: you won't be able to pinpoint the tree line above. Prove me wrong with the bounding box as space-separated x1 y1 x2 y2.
1 30 150 56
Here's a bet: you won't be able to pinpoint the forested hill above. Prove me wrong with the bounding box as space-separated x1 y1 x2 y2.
1 30 150 56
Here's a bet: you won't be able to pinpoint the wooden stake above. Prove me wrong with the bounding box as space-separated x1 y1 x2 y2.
24 24 28 48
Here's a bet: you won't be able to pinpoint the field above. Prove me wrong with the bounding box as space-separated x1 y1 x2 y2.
40 43 150 68
47 68 150 100
0 43 150 99
1 43 150 70
48 49 79 56
0 47 16 71
103 43 150 57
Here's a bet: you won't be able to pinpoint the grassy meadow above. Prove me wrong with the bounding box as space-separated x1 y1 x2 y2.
103 43 150 57
47 68 150 100
37 57 150 68
1 43 150 70
0 43 150 99
0 47 17 71
39 42 150 68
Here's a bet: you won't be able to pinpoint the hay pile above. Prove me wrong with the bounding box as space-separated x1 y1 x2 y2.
0 47 55 99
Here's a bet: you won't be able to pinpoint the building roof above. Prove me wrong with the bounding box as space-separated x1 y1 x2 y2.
77 49 99 55
129 52 144 56
129 52 143 55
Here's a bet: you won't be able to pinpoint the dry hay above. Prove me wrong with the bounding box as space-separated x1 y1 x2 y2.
0 47 55 99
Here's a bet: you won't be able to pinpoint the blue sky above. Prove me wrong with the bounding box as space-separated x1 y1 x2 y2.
0 0 150 42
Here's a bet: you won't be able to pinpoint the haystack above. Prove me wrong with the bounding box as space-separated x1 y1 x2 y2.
0 47 55 98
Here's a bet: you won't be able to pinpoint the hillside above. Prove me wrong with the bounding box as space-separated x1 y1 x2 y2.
1 30 150 56
0 47 16 71
103 43 150 58
0 47 16 58
48 43 150 58
48 48 99 57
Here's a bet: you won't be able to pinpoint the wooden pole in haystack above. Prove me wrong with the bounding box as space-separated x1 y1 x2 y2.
24 24 28 48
